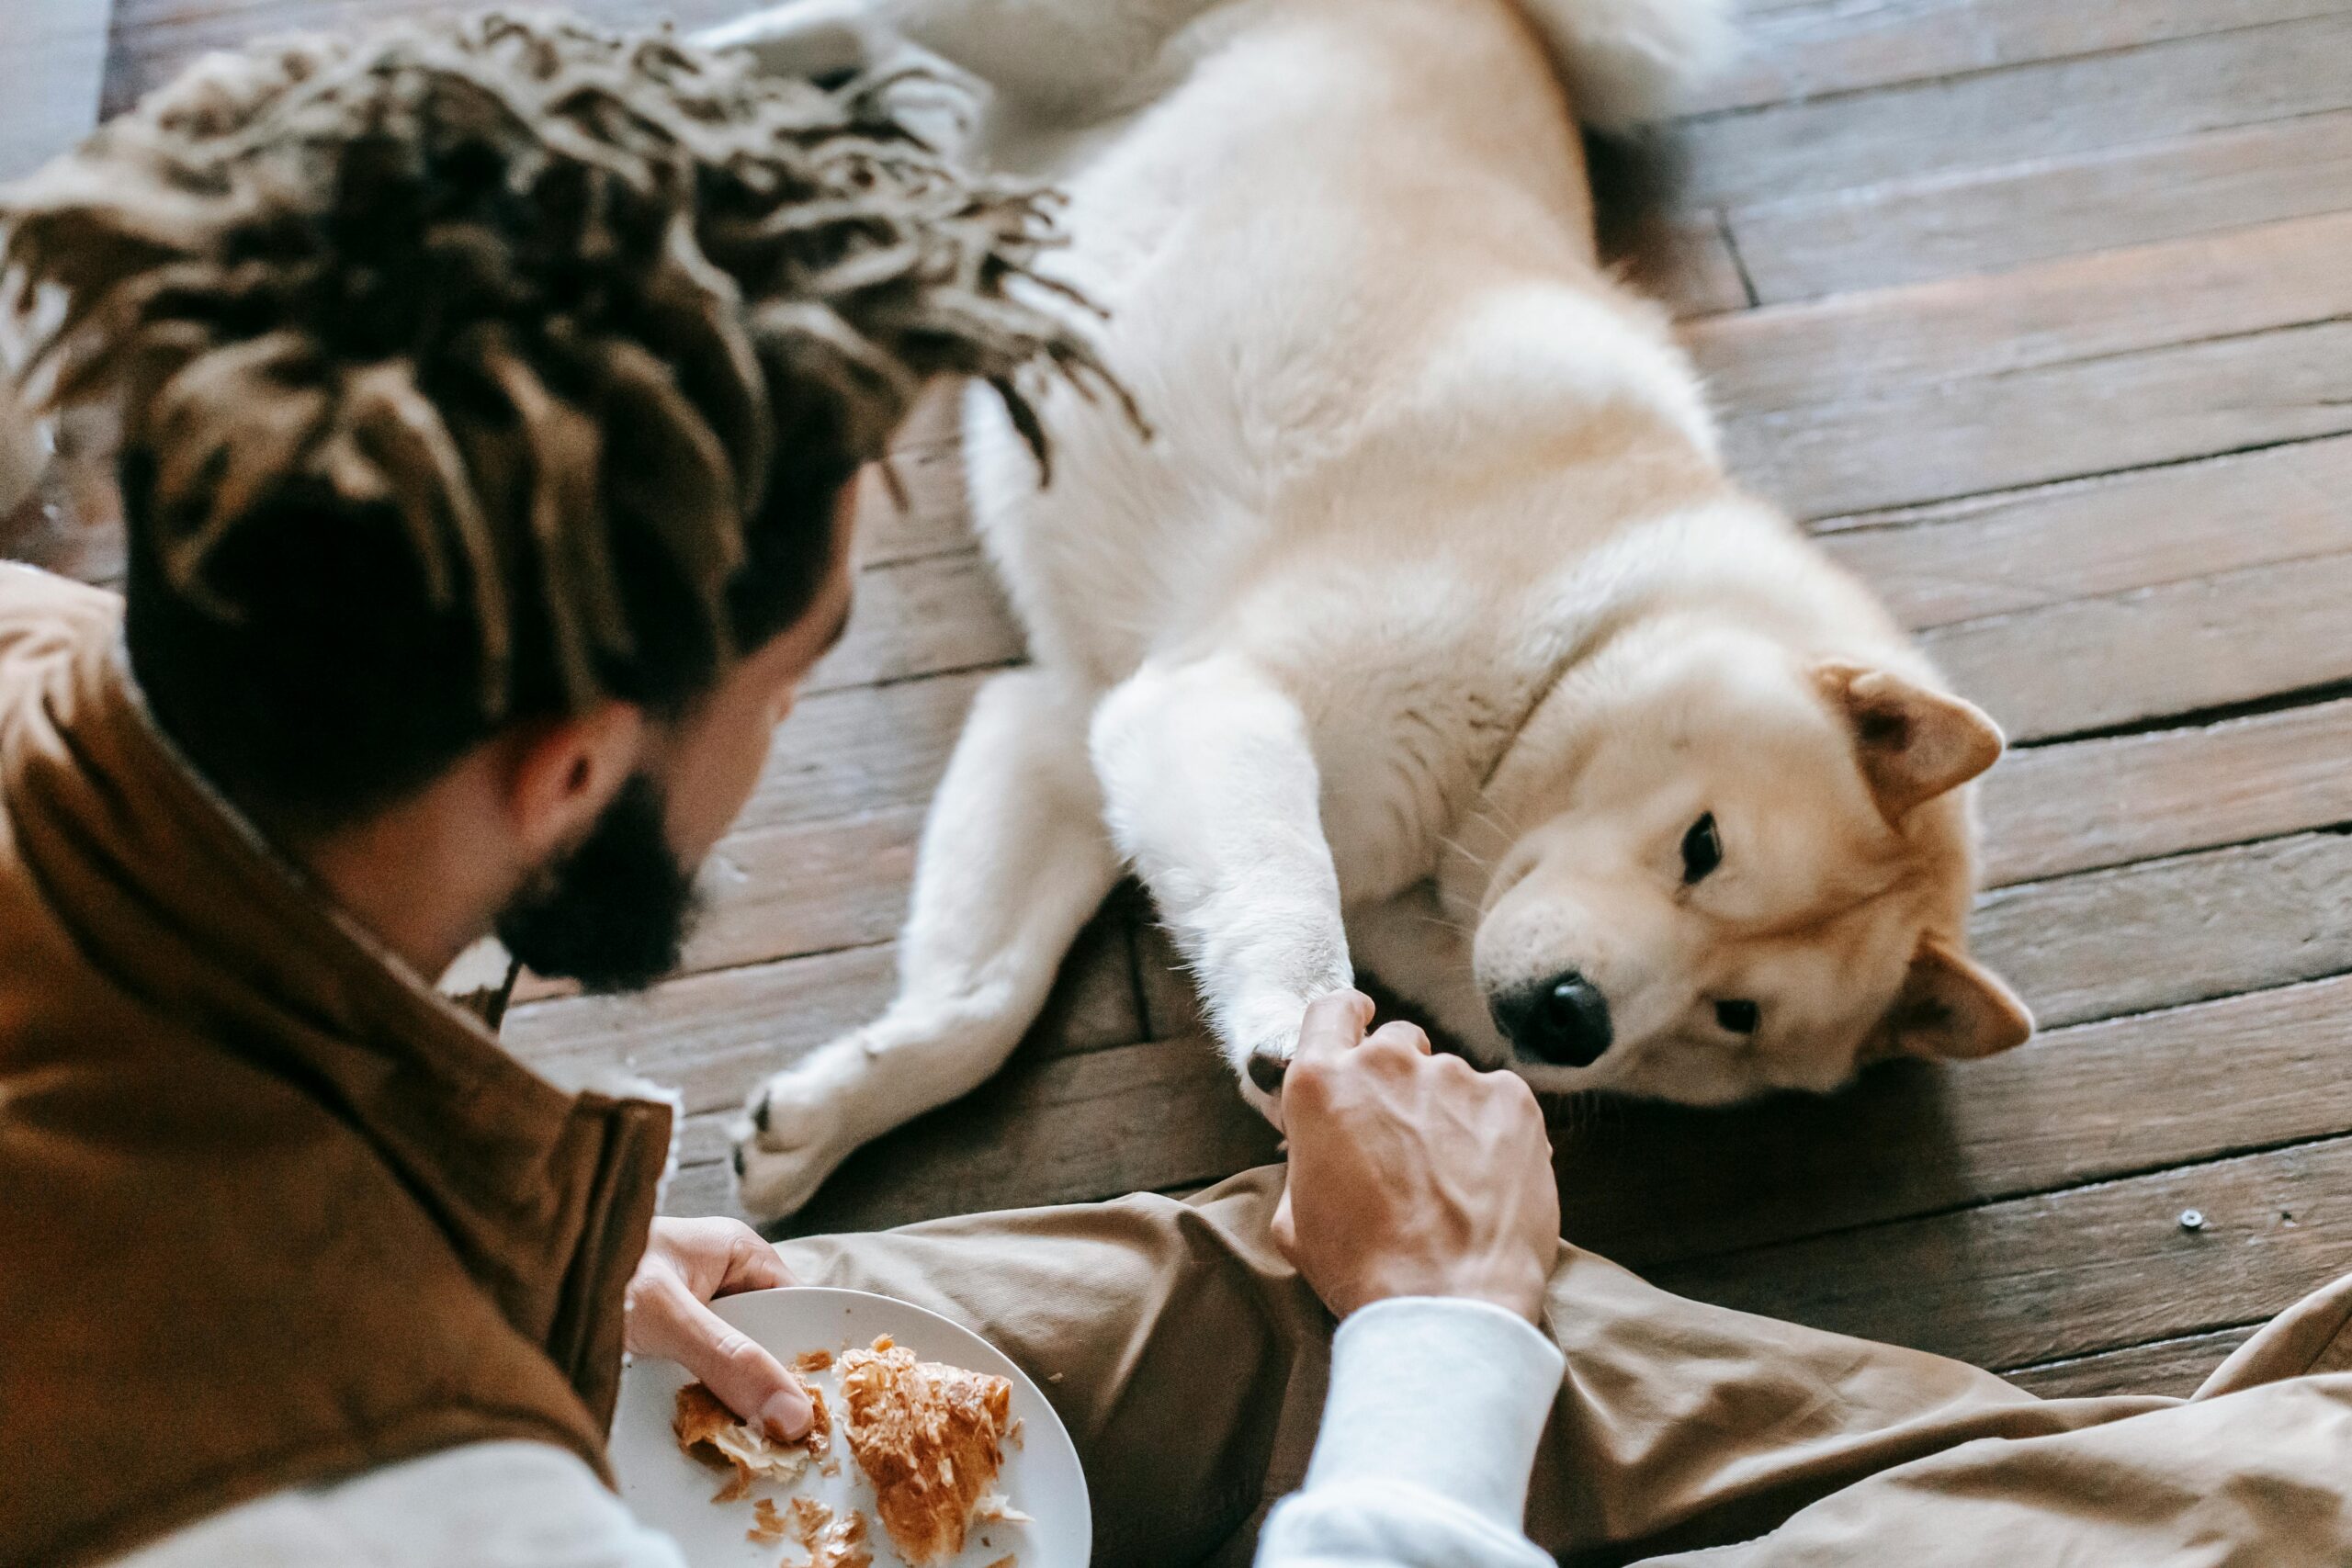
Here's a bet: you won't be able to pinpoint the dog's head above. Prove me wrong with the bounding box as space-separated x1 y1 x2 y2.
1457 626 2030 1103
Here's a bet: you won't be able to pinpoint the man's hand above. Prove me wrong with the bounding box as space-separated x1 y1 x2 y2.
625 1217 814 1440
1272 992 1560 1322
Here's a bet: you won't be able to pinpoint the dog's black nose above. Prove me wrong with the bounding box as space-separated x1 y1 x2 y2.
1491 972 1613 1067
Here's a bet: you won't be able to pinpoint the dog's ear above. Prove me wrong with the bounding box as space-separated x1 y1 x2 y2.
1872 936 2033 1062
1815 661 2004 826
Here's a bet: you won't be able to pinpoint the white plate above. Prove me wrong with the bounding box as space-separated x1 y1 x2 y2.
613 1287 1091 1567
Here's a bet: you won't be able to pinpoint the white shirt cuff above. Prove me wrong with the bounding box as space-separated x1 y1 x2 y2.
1301 1296 1564 1531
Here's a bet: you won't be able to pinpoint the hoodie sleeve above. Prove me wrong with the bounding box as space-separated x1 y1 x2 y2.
1256 1296 1564 1568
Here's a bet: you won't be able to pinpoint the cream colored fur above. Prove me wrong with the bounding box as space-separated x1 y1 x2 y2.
719 0 2030 1221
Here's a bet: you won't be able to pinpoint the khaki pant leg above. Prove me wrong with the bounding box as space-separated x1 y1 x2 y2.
1634 1273 2352 1567
1528 1247 2177 1563
779 1167 1332 1568
1639 1373 2352 1566
786 1167 2289 1566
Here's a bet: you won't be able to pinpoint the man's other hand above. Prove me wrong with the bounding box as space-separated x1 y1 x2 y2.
625 1216 814 1439
1272 992 1560 1322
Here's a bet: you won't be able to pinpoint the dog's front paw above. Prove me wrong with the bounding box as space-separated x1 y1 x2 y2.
731 1042 868 1222
1226 987 1363 1129
1231 1014 1307 1132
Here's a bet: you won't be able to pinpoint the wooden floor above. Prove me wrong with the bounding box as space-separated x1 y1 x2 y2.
17 0 2352 1402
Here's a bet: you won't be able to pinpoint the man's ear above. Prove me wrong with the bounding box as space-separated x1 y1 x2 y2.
504 702 645 860
1876 936 2033 1062
1815 661 2004 826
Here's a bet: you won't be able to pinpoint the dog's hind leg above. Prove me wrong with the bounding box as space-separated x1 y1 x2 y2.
701 0 1234 120
1091 655 1355 1122
732 668 1118 1222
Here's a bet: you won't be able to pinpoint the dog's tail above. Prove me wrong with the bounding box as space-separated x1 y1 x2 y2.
1512 0 1736 131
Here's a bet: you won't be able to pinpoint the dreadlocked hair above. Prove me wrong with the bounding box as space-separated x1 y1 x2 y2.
0 9 1128 828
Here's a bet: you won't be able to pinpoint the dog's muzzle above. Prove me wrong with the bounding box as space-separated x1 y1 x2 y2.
1490 971 1614 1068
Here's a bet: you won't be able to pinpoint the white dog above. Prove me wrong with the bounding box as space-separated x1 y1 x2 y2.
717 0 2034 1221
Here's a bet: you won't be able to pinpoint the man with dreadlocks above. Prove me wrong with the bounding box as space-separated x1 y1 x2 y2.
21 10 2352 1568
0 13 1576 1568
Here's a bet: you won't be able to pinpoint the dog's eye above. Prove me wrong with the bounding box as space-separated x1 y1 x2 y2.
1715 999 1760 1035
1680 814 1722 883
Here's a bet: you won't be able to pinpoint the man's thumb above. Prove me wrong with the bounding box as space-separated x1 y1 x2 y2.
678 1295 813 1441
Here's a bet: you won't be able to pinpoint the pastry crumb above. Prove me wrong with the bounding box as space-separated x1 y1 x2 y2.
674 1382 822 1502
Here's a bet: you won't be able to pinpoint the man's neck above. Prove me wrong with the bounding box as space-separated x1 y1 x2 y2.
299 829 483 983
287 775 517 985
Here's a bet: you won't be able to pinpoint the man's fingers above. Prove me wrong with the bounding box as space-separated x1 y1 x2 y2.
635 1277 813 1440
1293 991 1374 1072
1270 1185 1299 1262
1365 1020 1432 1055
719 1229 796 1297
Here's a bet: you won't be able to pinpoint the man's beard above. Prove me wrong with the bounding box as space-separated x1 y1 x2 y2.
494 775 702 993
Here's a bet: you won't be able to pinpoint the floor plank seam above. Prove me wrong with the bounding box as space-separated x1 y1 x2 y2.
507 933 901 1014
2013 677 2352 750
1982 820 2352 892
818 656 1024 698
1668 11 2352 130
1659 1125 2352 1278
1713 93 2352 232
1712 208 1761 310
1971 309 2352 384
1789 429 2352 531
2000 1321 2267 1379
1807 429 2352 538
1913 539 2352 639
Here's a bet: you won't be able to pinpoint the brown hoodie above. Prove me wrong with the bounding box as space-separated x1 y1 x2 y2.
0 564 673 1568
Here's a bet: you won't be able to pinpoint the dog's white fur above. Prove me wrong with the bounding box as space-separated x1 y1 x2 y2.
722 0 2033 1221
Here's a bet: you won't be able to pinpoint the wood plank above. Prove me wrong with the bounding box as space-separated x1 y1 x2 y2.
658 1032 1279 1231
684 806 922 976
1819 437 2352 630
789 1032 1273 1235
859 434 971 566
1135 920 1204 1043
1673 14 2352 208
504 907 1145 1119
802 548 1022 696
662 1157 744 1220
738 671 983 835
1922 549 2352 744
1723 318 2352 521
856 387 975 567
505 942 896 1110
2005 1325 2259 1401
1650 1136 2352 1371
1689 0 2352 117
1728 108 2352 301
1556 971 2352 1271
1977 700 2352 887
1972 832 2352 1031
1614 209 1755 321
1686 212 2352 417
